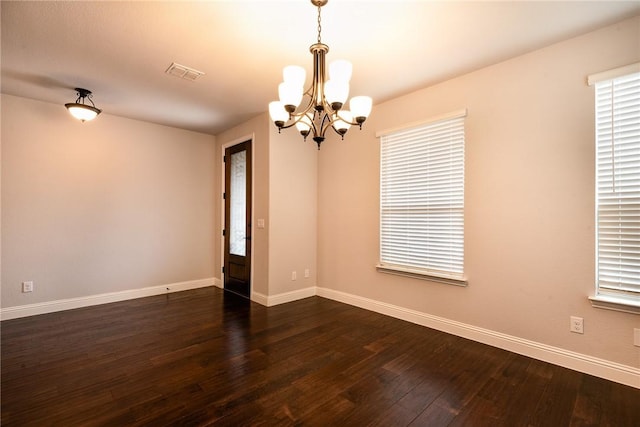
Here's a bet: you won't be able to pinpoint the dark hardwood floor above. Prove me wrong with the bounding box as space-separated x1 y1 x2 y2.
2 287 639 426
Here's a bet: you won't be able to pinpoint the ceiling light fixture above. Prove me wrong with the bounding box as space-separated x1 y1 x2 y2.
268 0 372 149
65 88 102 122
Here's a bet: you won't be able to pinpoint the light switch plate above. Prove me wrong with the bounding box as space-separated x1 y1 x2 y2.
22 281 34 293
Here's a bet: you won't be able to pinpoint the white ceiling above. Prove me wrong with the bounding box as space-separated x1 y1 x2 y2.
2 1 639 135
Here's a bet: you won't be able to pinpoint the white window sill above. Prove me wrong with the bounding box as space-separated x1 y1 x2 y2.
376 264 468 287
588 295 640 315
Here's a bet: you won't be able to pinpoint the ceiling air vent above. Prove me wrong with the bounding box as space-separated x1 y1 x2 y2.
165 62 205 81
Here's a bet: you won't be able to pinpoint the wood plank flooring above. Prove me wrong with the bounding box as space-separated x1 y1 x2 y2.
2 287 639 426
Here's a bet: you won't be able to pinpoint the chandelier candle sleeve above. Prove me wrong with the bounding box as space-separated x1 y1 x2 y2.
268 0 372 149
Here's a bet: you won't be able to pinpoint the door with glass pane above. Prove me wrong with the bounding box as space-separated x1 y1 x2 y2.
224 141 252 298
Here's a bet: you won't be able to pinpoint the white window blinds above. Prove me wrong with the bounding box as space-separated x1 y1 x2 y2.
595 70 640 300
379 112 465 281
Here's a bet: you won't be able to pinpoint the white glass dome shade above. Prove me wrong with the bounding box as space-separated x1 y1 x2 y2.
349 96 372 123
324 80 349 109
269 101 289 125
329 60 352 83
295 114 313 136
283 65 306 86
278 82 303 112
334 110 353 135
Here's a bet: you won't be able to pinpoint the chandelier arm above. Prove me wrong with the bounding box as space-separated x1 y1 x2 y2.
323 116 350 140
274 112 307 131
86 94 98 108
303 86 314 98
299 108 323 139
318 112 335 138
298 94 318 116
330 125 345 138
274 121 299 131
333 111 360 126
274 105 318 131
309 113 321 138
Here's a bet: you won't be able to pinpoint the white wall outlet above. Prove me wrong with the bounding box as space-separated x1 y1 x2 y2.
22 281 34 293
570 316 584 334
257 218 265 229
291 271 297 281
304 269 310 278
634 328 640 347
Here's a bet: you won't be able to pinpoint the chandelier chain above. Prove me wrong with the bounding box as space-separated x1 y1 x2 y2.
317 4 322 43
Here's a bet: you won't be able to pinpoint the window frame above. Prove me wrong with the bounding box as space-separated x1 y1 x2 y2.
588 63 640 314
376 109 467 286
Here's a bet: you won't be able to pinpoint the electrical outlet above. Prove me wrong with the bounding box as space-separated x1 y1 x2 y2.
634 328 640 347
291 271 297 281
22 281 34 293
570 316 584 334
304 269 310 278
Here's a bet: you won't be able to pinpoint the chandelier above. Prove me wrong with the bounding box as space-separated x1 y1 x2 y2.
268 0 372 149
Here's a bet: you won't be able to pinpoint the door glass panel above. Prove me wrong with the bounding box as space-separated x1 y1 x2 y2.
229 150 247 256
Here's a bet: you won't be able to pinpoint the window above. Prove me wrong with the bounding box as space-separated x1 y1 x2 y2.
589 63 640 313
377 110 467 286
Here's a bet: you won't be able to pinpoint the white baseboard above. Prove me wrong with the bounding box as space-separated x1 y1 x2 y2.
4 280 637 389
316 287 640 389
252 286 316 307
1 278 216 321
251 291 269 306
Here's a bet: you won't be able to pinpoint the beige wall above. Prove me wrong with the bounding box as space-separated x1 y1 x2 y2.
1 94 216 308
318 16 640 367
214 113 270 297
214 113 318 299
268 123 317 296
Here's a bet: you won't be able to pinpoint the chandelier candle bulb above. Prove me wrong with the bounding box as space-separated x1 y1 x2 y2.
268 0 372 149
